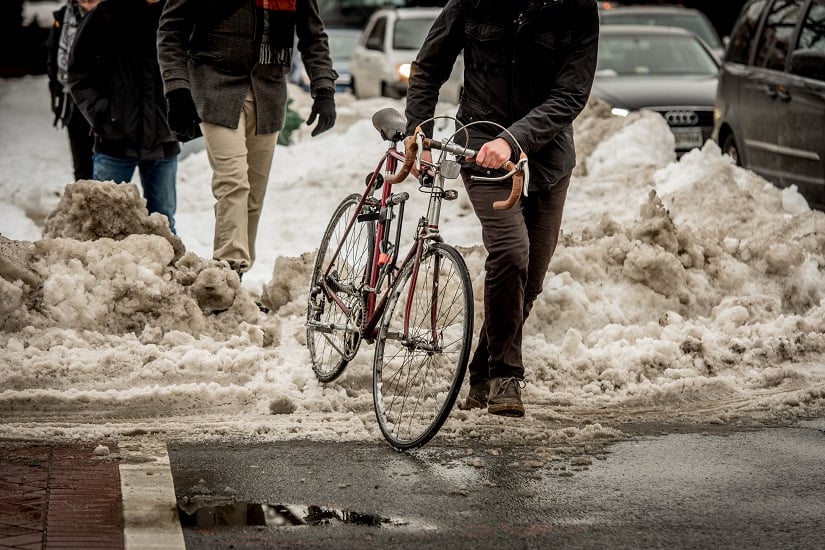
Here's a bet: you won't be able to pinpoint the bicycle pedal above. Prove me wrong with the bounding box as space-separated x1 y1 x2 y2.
442 189 459 201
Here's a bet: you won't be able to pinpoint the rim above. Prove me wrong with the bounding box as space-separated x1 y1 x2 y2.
374 246 471 449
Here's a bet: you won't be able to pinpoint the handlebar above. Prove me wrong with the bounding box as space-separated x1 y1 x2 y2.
384 125 528 210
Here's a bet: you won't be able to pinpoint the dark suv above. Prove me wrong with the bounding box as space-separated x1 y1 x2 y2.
713 0 825 209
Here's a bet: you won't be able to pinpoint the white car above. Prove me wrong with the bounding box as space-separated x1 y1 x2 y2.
350 7 463 103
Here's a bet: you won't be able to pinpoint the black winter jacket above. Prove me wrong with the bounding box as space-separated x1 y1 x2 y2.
68 0 179 160
405 0 599 190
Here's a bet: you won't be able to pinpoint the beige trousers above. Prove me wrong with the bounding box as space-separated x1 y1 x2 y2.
201 90 278 273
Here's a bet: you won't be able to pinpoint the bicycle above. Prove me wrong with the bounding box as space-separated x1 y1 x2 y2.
305 107 528 450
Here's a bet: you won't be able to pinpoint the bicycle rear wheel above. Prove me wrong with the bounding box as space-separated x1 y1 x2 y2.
373 242 473 450
307 193 375 382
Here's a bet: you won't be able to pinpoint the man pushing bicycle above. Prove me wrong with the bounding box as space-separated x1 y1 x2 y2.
405 0 600 417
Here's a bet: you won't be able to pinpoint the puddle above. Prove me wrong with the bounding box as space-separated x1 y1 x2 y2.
179 501 408 528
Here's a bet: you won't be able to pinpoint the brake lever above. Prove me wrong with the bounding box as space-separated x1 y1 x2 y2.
522 159 530 197
470 157 529 183
415 132 424 172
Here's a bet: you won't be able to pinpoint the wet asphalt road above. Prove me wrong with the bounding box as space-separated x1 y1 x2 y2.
167 418 825 549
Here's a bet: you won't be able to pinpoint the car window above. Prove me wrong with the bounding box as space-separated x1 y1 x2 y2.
393 17 436 50
797 0 825 53
753 0 805 70
596 34 719 76
726 0 769 63
602 11 722 48
366 16 387 51
329 33 360 62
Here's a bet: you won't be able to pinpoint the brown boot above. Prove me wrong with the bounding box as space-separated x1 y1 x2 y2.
458 379 490 410
487 377 525 417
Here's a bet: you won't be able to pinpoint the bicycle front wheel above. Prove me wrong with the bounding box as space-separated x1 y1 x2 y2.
307 193 375 383
373 242 473 450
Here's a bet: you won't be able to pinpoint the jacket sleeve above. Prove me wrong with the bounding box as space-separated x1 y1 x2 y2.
503 3 599 154
46 8 64 87
46 8 65 123
404 0 465 136
295 0 338 96
157 0 197 95
66 9 108 131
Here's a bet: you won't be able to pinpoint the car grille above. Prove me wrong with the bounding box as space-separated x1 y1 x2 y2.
654 109 714 128
652 109 714 152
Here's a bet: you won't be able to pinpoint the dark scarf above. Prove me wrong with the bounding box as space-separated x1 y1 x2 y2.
257 0 296 66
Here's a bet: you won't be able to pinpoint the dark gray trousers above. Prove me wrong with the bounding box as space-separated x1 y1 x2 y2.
462 171 571 385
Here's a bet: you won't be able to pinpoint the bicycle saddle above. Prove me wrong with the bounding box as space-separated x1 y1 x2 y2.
372 108 407 142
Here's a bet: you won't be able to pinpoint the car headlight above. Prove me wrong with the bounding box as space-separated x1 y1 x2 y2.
397 63 411 82
611 107 630 117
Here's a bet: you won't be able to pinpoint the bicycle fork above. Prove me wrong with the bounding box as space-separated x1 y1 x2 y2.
405 237 444 355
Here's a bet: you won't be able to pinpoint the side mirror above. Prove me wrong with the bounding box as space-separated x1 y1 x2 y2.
789 49 825 81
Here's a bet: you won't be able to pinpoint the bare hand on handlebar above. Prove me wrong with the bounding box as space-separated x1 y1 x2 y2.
392 124 527 210
475 138 513 170
412 137 512 176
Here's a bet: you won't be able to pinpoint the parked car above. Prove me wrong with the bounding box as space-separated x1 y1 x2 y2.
592 25 720 156
713 0 825 210
349 7 463 103
599 5 725 59
289 27 361 93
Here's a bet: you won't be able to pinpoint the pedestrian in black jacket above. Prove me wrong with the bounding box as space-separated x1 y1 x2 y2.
68 0 180 234
46 0 100 181
157 0 337 278
405 0 599 417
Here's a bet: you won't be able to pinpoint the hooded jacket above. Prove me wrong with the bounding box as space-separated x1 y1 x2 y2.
405 0 599 190
67 0 179 160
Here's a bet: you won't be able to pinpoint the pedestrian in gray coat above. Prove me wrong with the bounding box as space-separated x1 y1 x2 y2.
157 0 338 278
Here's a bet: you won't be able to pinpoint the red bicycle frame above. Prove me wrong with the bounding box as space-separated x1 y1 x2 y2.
319 144 428 343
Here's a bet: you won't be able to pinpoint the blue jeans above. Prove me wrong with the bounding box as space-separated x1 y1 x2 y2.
93 153 178 234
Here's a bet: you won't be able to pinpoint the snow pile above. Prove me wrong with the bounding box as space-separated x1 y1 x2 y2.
0 77 823 447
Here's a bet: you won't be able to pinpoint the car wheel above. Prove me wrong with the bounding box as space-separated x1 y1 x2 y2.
722 135 741 166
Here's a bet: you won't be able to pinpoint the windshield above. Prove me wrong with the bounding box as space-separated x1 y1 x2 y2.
393 17 436 50
596 34 719 76
328 33 360 62
601 12 722 48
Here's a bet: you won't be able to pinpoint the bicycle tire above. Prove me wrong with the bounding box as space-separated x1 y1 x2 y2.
373 242 473 450
307 193 375 383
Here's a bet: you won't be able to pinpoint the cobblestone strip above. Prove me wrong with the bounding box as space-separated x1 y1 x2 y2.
0 444 123 550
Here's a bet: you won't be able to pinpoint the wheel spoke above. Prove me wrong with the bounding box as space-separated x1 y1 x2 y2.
306 194 375 382
373 244 473 450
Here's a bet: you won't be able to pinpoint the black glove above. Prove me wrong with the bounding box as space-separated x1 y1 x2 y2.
166 88 202 142
48 80 65 126
306 89 336 137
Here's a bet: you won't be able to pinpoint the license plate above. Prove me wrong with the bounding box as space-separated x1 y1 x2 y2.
671 128 703 149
